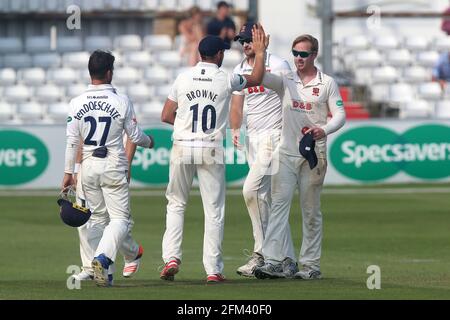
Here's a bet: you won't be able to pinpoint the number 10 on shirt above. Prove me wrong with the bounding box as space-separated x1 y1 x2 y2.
190 104 217 133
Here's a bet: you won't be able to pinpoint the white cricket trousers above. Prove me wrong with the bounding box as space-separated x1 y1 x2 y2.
80 156 133 264
76 167 139 274
243 131 296 260
162 144 225 275
262 152 327 269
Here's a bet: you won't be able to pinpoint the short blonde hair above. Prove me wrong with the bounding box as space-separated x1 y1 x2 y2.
292 34 319 53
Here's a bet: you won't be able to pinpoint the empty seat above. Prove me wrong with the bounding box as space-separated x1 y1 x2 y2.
79 69 91 83
386 49 412 67
404 36 428 51
3 85 31 103
157 0 177 11
143 66 171 84
233 0 250 10
127 84 153 103
176 0 196 11
353 67 373 86
20 68 46 85
389 83 415 103
372 35 399 51
81 0 104 11
112 67 141 85
139 100 164 119
32 53 61 68
46 102 69 123
111 51 124 67
144 35 173 51
372 66 398 84
48 68 78 85
416 51 439 67
114 35 142 51
0 68 16 85
0 102 15 121
435 100 450 118
57 37 83 53
434 37 450 52
155 51 182 67
34 84 63 102
403 66 430 83
222 50 243 68
84 36 112 52
126 0 144 10
399 99 432 119
370 84 389 103
154 84 172 99
0 38 23 54
25 36 51 53
62 52 90 68
197 0 214 10
67 84 86 98
417 82 442 100
16 102 43 122
353 50 382 67
3 54 32 68
342 35 370 52
172 66 191 78
124 51 153 67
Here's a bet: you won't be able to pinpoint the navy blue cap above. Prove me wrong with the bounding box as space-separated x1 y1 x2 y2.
299 132 318 169
198 35 231 57
234 22 255 41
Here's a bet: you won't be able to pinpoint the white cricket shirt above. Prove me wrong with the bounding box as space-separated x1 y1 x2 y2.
65 84 151 173
168 61 248 147
232 53 291 135
262 69 346 158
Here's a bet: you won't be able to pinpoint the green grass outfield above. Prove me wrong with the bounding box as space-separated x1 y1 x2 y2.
1 184 450 300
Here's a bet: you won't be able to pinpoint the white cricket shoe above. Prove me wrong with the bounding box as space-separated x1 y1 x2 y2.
282 257 299 278
254 262 284 279
236 252 264 277
72 270 93 281
123 244 143 278
294 266 322 280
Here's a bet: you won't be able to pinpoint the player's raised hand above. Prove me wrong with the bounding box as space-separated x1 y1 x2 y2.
252 23 268 55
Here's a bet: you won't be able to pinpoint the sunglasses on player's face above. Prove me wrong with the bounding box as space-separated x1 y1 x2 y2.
238 38 252 45
292 49 314 58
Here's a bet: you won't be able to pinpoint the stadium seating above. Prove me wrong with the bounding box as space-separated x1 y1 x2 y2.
45 102 70 124
144 35 173 51
0 68 16 85
3 85 32 103
20 68 46 86
48 68 78 85
0 102 15 121
399 99 433 119
25 36 52 53
435 100 450 118
16 102 44 122
32 53 62 68
85 36 113 52
0 38 22 54
127 83 154 103
57 37 83 53
124 51 153 67
62 52 90 69
35 84 64 103
114 35 142 52
144 66 171 85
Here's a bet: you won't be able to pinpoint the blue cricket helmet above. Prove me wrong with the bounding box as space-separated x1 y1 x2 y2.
57 187 91 227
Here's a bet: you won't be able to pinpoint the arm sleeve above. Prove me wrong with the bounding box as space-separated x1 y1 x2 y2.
123 99 152 148
64 100 81 174
229 73 248 92
232 66 245 96
262 72 284 96
272 59 292 76
322 79 346 136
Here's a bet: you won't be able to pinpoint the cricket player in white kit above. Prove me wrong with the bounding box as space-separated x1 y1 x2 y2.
159 24 269 283
254 35 346 280
230 22 297 278
72 136 144 282
62 50 153 286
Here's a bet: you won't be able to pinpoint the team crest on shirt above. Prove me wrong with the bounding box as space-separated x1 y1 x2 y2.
312 87 320 96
